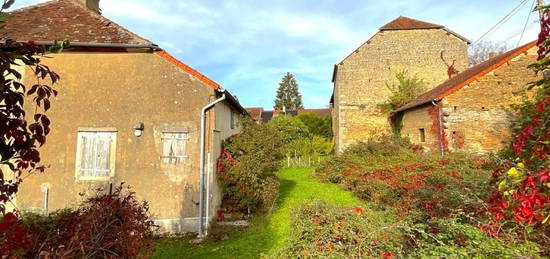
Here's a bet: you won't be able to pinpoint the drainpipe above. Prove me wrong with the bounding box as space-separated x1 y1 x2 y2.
431 99 445 155
198 91 226 238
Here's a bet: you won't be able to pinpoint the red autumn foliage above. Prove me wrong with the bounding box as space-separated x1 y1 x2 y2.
20 185 157 258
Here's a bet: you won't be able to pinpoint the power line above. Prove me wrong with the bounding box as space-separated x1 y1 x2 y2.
517 0 537 47
474 0 530 43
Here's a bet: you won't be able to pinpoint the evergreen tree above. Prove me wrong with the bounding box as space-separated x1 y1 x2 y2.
274 72 304 110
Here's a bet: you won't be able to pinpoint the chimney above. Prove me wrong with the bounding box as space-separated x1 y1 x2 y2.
79 0 101 14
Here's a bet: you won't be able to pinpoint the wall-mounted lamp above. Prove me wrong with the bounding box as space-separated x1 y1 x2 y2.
134 122 144 137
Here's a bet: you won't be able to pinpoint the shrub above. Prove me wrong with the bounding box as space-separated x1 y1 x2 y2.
296 113 332 140
267 115 310 145
408 217 541 258
279 200 403 258
19 185 157 258
218 117 285 213
316 137 493 222
0 212 31 258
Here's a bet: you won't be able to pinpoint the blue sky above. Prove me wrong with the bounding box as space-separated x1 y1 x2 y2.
11 0 541 109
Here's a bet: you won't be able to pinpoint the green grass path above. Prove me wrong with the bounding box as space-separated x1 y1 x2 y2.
152 168 363 259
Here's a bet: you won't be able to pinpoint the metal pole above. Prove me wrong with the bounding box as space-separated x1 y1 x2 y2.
539 0 545 20
199 92 226 238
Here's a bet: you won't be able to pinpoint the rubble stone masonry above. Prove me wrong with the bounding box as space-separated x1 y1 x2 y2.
333 28 468 152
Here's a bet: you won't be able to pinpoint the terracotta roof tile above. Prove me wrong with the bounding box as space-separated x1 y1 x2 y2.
395 40 537 113
245 107 264 121
379 16 469 43
380 16 443 30
156 50 220 90
0 0 151 44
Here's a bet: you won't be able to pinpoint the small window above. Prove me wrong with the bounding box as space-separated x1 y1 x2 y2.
76 131 116 180
161 132 189 164
419 128 426 143
453 106 459 111
230 112 235 129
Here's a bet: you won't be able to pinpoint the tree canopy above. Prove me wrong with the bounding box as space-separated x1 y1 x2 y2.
274 72 303 110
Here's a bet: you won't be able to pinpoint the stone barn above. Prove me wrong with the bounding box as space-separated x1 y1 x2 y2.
330 16 470 152
395 41 539 154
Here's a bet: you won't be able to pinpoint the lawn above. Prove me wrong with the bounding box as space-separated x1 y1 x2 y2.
152 167 364 259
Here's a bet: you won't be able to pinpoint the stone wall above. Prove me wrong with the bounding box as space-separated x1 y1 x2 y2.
400 105 439 152
333 28 468 152
443 47 539 153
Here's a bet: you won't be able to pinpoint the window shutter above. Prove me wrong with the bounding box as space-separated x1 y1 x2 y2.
80 133 94 177
95 133 111 176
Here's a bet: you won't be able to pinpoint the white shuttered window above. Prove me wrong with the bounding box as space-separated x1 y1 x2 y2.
76 131 116 179
161 132 189 164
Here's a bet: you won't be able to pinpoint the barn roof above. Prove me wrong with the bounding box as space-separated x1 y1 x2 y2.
395 40 537 113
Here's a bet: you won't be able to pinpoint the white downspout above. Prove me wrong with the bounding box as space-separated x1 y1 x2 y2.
205 152 211 236
199 91 226 238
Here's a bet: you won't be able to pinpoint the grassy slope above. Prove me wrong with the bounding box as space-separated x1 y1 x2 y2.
152 168 363 259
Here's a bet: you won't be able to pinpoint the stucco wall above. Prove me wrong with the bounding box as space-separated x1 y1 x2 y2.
205 102 241 228
15 51 230 233
333 28 468 152
443 47 539 153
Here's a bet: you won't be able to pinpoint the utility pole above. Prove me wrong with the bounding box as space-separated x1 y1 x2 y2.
538 0 545 20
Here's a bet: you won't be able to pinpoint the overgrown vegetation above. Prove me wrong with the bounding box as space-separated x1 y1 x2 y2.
4 185 157 258
153 168 363 259
378 71 426 114
481 7 550 253
296 112 332 140
217 117 285 213
292 137 544 257
268 115 333 167
378 72 427 135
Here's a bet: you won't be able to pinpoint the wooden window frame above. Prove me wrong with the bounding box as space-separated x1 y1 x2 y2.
75 128 117 181
161 131 189 165
230 111 236 130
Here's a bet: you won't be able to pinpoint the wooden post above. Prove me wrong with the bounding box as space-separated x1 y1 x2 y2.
287 155 290 167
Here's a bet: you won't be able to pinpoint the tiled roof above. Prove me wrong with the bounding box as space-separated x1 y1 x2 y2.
156 51 220 90
379 16 469 43
246 107 264 121
0 0 151 44
379 16 443 30
395 40 537 113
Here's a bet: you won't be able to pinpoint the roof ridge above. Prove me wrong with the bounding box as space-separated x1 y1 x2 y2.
8 0 152 45
9 0 60 13
379 16 444 31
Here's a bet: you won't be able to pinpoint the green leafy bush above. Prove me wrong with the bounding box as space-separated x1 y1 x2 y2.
218 117 285 213
296 113 332 140
267 115 310 145
409 218 541 258
378 71 426 113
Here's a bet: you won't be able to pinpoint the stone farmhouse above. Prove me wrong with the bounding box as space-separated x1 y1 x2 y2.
395 41 539 154
330 16 470 152
246 107 330 123
1 0 248 234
